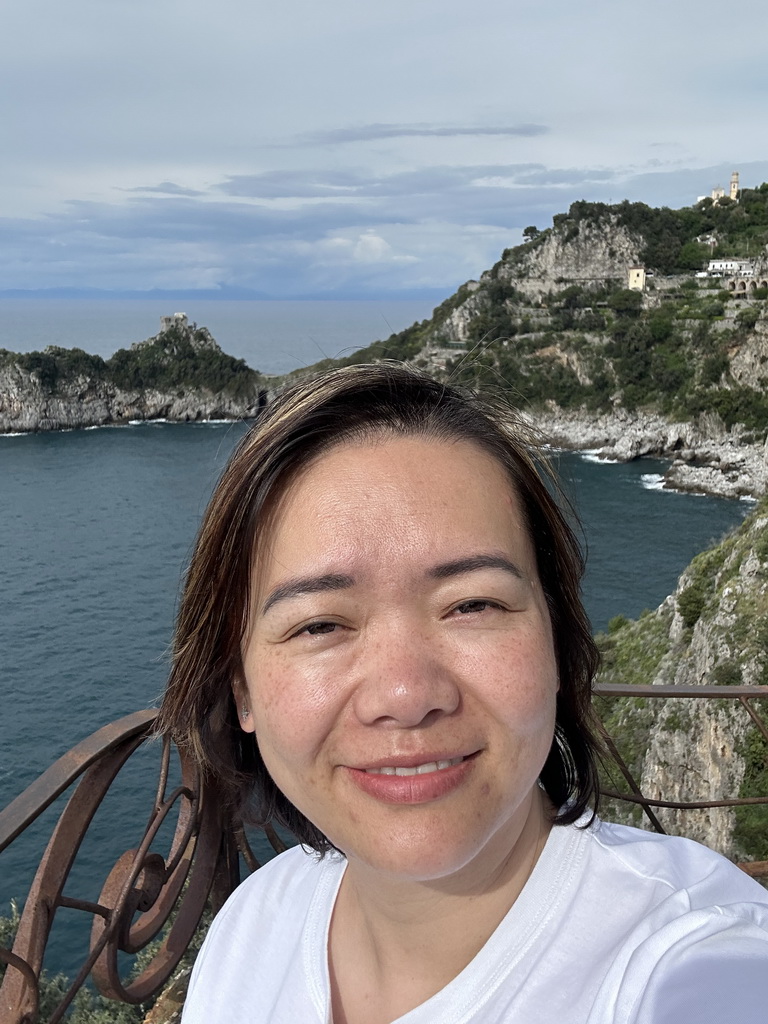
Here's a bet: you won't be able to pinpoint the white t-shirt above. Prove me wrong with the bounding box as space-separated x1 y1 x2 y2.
182 816 768 1023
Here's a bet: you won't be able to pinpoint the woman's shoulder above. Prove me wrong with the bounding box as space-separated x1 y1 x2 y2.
569 819 768 1023
580 815 768 909
182 845 345 1022
217 843 346 924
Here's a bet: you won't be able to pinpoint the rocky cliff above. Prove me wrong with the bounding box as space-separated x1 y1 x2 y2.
0 323 266 433
393 199 768 500
495 214 643 297
597 500 768 860
529 406 768 500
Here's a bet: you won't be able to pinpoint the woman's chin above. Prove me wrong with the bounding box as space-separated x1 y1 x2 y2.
335 810 532 890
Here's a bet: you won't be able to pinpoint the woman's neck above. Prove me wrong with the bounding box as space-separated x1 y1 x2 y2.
328 789 553 1024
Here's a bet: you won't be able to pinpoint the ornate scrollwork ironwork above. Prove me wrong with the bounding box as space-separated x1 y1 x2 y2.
0 710 238 1024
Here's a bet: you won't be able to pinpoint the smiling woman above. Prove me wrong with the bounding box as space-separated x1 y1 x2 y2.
238 436 558 888
156 363 768 1024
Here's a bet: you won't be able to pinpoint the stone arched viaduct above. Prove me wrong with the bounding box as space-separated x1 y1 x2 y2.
727 277 768 294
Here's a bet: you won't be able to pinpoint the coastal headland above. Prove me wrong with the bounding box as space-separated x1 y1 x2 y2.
5 188 768 500
0 315 267 433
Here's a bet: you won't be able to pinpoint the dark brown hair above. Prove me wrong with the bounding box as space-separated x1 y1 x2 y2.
156 362 601 852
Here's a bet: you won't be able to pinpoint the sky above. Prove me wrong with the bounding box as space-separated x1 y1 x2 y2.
3 0 768 299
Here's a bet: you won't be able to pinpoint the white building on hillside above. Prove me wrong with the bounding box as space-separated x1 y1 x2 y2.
707 258 755 276
697 170 740 204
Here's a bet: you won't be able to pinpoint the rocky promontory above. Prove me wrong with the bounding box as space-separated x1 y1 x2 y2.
337 190 768 501
0 317 266 433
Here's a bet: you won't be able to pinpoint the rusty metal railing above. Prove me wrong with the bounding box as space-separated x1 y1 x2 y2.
2 686 768 1023
0 711 239 1024
594 683 768 876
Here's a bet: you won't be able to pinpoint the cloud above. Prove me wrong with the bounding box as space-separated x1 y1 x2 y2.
217 164 545 201
4 156 768 298
292 123 550 145
218 170 371 199
123 181 204 197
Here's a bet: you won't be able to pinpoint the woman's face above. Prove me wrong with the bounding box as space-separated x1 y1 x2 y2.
239 435 558 884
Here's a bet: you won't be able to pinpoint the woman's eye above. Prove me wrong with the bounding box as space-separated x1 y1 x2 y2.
296 621 337 637
453 599 501 615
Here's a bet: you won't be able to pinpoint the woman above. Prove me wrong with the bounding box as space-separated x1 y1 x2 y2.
158 363 768 1023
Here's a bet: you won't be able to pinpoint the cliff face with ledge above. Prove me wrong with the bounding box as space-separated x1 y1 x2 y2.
597 500 768 860
496 215 643 297
0 323 266 433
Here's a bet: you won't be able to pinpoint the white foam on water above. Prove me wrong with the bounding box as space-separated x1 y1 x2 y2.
641 473 666 491
578 449 613 464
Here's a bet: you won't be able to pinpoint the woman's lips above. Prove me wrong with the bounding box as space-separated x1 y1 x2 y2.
344 752 477 804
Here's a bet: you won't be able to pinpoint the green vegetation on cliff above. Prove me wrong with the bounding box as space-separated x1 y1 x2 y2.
594 498 768 858
0 324 262 399
440 275 768 432
107 325 259 398
290 185 768 439
559 185 768 274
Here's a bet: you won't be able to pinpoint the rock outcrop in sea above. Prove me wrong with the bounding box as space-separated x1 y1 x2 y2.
0 319 266 433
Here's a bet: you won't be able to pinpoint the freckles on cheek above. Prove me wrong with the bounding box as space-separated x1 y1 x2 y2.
252 660 338 746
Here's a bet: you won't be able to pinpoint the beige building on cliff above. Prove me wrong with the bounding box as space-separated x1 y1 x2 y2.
627 266 647 291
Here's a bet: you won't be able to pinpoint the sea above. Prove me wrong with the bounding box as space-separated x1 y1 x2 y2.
0 297 752 981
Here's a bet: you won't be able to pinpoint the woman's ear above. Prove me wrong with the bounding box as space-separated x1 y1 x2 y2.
232 679 256 734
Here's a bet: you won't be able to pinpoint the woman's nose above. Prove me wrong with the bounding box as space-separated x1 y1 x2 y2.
350 625 461 728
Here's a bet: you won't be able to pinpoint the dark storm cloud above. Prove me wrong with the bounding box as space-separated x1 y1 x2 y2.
293 123 550 145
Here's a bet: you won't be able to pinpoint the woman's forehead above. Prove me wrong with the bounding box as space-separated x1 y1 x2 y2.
248 434 537 592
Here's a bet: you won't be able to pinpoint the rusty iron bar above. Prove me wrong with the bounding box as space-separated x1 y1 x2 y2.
263 822 288 855
0 710 157 855
594 720 667 834
594 684 768 698
1 728 150 1023
593 683 768 840
740 694 768 747
740 860 768 877
234 826 261 873
601 791 768 810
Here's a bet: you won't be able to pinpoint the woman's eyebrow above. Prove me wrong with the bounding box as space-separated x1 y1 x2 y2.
428 554 525 581
261 573 354 615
